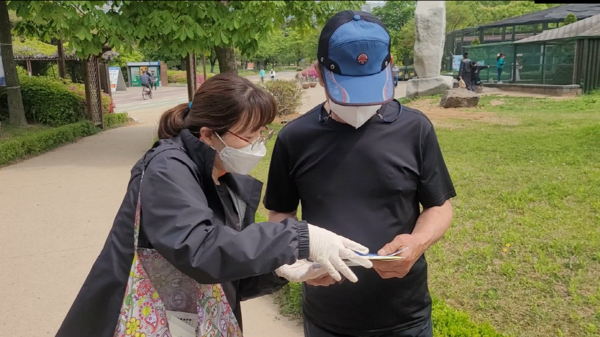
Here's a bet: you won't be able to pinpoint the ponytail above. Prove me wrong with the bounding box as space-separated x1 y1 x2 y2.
156 73 277 141
157 103 189 139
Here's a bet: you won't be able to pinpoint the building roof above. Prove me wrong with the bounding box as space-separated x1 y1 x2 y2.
515 13 600 43
480 4 600 29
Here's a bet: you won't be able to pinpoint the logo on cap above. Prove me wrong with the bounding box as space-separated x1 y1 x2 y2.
357 53 368 65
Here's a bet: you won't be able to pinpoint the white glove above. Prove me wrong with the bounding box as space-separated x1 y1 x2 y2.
307 224 373 283
275 260 329 282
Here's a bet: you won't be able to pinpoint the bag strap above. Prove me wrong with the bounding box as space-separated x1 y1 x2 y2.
133 146 186 250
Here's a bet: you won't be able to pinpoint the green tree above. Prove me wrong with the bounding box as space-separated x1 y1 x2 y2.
114 1 364 74
391 18 416 62
371 1 416 32
564 13 577 25
9 1 124 57
0 0 27 126
288 28 319 66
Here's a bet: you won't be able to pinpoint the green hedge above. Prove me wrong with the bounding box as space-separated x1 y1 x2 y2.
0 72 113 127
276 283 505 337
0 121 96 165
0 112 131 166
104 112 131 129
18 76 86 126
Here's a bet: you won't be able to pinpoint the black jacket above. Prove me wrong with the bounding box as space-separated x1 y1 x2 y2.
472 65 489 84
141 73 152 86
56 129 310 337
458 58 473 84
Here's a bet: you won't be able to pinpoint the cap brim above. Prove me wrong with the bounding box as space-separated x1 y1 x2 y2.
323 64 395 106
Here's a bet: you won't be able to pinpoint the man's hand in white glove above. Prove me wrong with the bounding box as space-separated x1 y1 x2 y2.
307 224 373 283
275 260 329 282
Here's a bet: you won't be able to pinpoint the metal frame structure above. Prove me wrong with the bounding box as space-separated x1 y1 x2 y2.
445 4 600 72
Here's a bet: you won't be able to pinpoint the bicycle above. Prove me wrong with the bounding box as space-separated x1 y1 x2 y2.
142 86 153 100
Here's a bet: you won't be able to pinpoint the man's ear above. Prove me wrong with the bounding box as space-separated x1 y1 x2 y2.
314 64 325 87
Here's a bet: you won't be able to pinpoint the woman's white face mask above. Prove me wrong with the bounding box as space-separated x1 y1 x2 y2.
215 133 266 175
328 99 380 129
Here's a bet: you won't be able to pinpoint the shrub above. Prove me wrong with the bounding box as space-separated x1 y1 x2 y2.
0 121 97 166
104 112 131 129
17 76 86 126
1 75 116 125
167 70 213 84
265 80 303 116
167 70 187 84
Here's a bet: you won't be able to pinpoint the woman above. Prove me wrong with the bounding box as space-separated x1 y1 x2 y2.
497 53 505 83
57 73 371 337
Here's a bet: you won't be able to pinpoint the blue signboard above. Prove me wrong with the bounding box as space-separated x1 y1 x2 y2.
452 55 463 72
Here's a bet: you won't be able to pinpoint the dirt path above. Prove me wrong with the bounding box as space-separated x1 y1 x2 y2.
0 86 301 337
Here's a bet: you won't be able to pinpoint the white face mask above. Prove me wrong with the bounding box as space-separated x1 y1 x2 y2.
328 100 381 129
214 134 266 175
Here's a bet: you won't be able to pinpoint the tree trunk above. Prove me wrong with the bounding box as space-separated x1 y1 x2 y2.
0 0 27 127
210 56 216 73
202 54 207 83
214 45 237 74
185 53 197 102
57 39 66 78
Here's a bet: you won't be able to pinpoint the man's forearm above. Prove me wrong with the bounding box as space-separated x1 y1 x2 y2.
411 200 453 254
268 210 298 223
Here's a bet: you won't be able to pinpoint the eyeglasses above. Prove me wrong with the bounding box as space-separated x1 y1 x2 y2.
227 127 275 150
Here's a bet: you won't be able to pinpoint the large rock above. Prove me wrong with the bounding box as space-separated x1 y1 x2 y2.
439 88 480 108
413 1 446 79
406 76 453 98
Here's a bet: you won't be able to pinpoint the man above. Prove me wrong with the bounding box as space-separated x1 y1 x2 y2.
392 63 400 87
259 68 266 84
149 70 158 90
265 10 456 337
270 68 276 81
140 71 153 97
458 52 474 91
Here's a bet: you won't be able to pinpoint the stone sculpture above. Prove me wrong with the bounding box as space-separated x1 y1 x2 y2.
406 1 454 98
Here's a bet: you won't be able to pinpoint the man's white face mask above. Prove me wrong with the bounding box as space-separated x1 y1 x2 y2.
328 99 380 129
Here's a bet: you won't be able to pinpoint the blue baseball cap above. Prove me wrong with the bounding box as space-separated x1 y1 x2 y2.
317 10 394 106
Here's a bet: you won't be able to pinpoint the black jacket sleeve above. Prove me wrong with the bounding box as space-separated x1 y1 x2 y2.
458 60 465 77
236 272 289 301
139 152 310 284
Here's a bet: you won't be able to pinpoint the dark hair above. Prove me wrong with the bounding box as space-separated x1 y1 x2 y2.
157 73 277 139
497 53 505 61
463 52 468 58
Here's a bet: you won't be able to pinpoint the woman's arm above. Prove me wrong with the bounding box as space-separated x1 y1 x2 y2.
140 153 310 284
236 272 289 301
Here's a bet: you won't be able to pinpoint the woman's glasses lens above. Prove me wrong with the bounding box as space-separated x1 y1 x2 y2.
251 128 274 150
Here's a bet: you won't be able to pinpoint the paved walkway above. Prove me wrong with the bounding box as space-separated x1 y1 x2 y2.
0 79 406 337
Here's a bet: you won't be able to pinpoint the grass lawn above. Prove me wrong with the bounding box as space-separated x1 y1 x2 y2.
0 123 52 140
250 92 600 337
425 94 600 337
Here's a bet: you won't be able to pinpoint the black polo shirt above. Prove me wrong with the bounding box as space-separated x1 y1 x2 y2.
264 100 456 335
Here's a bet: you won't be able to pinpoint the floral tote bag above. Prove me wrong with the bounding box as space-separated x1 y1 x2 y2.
113 169 243 337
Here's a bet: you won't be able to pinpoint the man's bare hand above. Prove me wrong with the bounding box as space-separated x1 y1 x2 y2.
306 274 345 287
372 234 424 279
